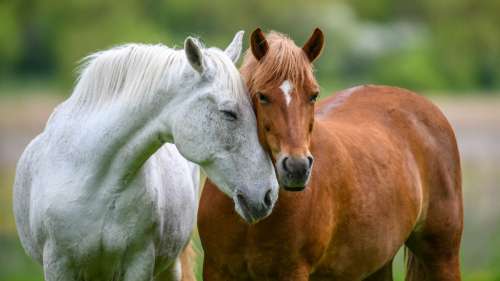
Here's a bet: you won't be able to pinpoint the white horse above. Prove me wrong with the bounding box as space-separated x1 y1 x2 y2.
13 31 279 281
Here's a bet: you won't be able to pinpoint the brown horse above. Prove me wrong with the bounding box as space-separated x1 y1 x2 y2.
198 29 463 281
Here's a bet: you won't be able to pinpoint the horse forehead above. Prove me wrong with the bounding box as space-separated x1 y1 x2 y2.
279 80 293 106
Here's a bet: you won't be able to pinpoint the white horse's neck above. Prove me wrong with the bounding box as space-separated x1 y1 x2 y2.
47 50 197 190
103 92 191 185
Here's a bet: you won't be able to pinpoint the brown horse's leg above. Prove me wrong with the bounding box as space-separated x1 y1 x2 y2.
179 242 196 281
363 259 393 281
404 143 462 281
276 264 310 281
404 218 462 281
404 244 461 281
203 258 234 281
404 184 462 280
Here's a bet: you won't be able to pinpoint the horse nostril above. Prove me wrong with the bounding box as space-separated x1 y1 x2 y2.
307 156 314 168
282 157 290 172
237 193 247 207
264 189 273 208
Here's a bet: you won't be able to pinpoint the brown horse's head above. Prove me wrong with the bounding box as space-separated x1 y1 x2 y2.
240 28 324 191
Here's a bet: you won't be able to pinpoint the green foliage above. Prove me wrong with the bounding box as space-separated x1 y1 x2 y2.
0 2 22 75
0 0 497 92
0 236 43 281
372 47 447 90
349 0 500 90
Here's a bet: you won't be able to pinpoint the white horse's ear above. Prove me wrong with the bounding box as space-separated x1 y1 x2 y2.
184 37 204 74
224 30 244 63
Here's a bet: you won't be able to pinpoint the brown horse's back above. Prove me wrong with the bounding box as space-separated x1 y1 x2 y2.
199 85 462 281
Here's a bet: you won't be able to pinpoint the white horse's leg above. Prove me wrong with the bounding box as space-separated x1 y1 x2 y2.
123 242 156 281
42 242 77 281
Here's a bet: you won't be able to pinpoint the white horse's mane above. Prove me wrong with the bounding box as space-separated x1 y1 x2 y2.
70 41 246 111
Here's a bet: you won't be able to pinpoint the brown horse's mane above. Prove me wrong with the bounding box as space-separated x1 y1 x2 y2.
240 31 317 96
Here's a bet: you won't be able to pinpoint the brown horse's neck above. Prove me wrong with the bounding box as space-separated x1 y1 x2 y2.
310 118 344 161
309 118 353 204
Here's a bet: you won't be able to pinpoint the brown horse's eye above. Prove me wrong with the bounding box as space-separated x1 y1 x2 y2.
309 92 319 103
264 124 271 132
258 92 270 104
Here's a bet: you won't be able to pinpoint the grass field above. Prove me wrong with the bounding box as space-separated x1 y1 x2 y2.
1 90 499 280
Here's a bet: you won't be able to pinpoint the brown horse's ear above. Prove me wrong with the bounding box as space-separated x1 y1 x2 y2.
250 28 269 61
302 28 324 62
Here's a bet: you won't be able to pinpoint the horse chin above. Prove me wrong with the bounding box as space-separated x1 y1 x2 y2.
233 195 266 224
278 174 310 192
234 202 259 224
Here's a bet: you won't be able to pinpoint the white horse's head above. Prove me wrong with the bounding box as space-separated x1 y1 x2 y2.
169 31 279 223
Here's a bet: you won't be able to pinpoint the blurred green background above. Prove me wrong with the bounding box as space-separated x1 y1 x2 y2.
0 0 499 280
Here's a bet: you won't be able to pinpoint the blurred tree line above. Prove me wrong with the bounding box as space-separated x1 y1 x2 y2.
0 0 499 92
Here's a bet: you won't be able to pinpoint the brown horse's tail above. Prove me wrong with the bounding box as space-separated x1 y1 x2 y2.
180 241 197 281
404 247 427 281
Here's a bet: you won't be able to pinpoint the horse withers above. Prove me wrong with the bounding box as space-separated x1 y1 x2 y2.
13 31 278 281
198 29 463 280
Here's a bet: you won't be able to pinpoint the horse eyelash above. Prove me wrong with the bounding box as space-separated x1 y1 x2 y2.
310 92 319 103
257 92 270 104
220 110 238 121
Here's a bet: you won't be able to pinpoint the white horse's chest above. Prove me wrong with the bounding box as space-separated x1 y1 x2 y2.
39 179 155 257
27 140 198 274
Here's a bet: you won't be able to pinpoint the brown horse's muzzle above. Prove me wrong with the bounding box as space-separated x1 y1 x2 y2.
276 154 314 191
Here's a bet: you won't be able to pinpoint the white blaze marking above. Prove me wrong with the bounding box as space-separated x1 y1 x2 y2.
279 80 293 106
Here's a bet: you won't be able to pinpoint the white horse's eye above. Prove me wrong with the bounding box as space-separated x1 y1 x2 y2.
220 110 238 121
